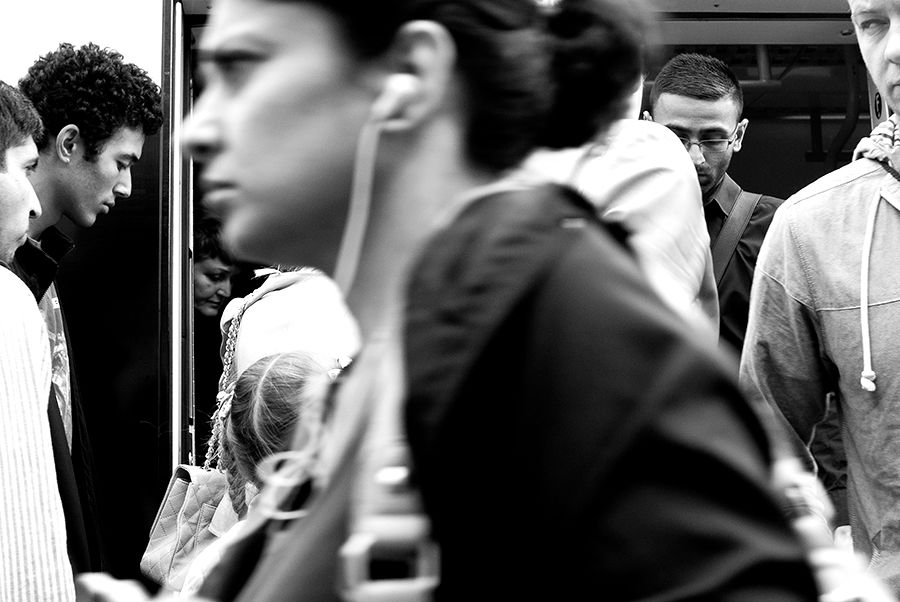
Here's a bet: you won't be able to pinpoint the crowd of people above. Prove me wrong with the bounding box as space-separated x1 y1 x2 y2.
3 0 900 600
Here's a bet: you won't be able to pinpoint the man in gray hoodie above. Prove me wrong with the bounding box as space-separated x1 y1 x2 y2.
741 0 900 593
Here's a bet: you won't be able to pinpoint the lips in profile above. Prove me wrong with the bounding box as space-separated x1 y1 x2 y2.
200 179 239 213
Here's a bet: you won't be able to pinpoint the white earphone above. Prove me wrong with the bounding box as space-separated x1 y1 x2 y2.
334 74 420 293
369 73 419 122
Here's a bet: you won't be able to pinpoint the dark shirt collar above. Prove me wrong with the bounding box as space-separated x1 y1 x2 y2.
38 226 76 263
11 226 75 301
705 174 741 217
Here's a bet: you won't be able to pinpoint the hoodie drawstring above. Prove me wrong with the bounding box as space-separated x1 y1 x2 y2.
859 192 881 392
851 115 899 392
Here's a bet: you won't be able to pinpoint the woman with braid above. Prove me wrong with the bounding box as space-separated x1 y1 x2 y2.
171 268 358 596
180 350 336 597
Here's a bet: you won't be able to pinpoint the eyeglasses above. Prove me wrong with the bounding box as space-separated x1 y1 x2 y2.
670 124 740 154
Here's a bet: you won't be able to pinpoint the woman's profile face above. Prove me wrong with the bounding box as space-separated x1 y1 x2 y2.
193 256 234 317
185 0 377 270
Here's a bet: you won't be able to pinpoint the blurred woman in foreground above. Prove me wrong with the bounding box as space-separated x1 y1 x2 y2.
167 0 819 599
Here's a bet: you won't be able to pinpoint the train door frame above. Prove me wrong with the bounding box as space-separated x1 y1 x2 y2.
163 0 197 469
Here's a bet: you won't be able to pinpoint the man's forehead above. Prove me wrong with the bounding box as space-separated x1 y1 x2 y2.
105 126 145 158
655 93 740 121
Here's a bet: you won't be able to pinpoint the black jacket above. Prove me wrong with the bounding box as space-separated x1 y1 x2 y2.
404 184 816 600
199 184 817 601
11 229 104 574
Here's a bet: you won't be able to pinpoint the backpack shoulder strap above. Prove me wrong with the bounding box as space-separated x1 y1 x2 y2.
711 190 762 287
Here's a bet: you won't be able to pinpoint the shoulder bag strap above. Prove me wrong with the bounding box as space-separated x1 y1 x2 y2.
711 190 762 288
204 289 258 470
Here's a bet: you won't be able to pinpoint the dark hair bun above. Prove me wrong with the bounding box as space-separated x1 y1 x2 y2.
540 0 650 149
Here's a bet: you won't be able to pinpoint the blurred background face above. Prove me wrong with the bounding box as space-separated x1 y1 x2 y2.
184 0 377 271
193 256 234 316
850 0 900 110
651 93 744 201
0 140 41 263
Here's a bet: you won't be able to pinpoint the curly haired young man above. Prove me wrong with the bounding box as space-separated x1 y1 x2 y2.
9 42 162 578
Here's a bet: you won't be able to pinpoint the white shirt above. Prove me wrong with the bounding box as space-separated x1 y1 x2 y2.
521 119 718 340
0 266 74 601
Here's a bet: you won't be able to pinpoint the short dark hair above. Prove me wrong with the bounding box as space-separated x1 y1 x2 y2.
19 43 163 160
650 53 743 116
0 81 43 171
194 215 234 264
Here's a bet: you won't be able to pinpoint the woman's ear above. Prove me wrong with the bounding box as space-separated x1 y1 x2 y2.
55 124 80 163
371 20 457 131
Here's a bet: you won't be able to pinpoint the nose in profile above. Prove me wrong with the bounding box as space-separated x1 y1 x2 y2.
886 18 900 65
26 181 42 220
182 95 221 164
114 169 133 199
217 279 232 299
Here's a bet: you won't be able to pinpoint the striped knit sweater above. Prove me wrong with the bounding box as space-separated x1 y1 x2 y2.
0 266 74 600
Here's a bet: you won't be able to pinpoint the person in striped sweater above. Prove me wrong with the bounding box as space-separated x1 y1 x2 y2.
0 81 74 600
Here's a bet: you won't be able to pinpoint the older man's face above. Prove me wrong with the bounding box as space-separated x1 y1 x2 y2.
851 0 900 111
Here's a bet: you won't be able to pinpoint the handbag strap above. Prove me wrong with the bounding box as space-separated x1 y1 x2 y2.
204 289 257 470
711 190 762 288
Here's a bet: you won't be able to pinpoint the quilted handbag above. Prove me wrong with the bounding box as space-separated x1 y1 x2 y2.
140 464 228 591
140 290 256 591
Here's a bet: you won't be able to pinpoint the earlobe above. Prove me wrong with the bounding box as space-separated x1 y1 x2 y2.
56 124 80 163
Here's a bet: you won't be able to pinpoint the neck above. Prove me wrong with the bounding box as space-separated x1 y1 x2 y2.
343 119 495 339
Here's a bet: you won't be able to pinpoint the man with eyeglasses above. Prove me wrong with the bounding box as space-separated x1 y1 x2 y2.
647 52 783 354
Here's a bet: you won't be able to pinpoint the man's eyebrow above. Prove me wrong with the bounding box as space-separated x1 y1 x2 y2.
699 128 731 137
196 41 270 65
195 48 222 64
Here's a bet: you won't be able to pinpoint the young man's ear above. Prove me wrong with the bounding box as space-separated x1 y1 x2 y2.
56 124 80 163
732 118 749 153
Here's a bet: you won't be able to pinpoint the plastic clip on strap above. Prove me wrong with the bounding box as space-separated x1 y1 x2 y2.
338 333 439 602
339 457 439 602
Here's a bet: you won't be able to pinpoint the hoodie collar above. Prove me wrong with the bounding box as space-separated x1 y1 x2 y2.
853 114 900 213
853 114 900 165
